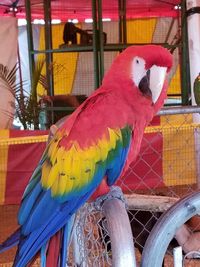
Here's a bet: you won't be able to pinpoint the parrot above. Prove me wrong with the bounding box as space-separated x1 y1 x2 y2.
193 72 200 105
0 45 172 267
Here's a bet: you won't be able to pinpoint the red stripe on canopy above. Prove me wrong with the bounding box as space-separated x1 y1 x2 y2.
4 130 48 205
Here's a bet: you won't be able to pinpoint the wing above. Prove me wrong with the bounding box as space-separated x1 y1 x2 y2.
15 92 133 266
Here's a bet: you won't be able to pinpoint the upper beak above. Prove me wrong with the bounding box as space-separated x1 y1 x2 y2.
139 65 167 104
149 65 167 104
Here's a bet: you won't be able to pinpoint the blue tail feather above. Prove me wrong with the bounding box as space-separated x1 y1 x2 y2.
13 190 93 267
60 214 75 267
0 228 20 253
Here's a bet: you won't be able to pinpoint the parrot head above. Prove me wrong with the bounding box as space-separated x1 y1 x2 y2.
102 45 173 112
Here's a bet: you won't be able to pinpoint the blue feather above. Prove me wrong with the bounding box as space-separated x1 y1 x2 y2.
107 143 131 186
18 182 43 225
41 242 47 267
60 214 75 267
0 228 20 253
22 165 42 195
13 190 93 267
21 189 60 235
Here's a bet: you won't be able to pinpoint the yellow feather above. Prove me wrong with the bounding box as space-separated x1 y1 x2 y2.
64 175 75 194
51 177 59 197
80 159 95 189
57 174 67 195
56 147 68 169
108 128 117 149
41 161 51 188
47 136 59 156
83 146 101 161
97 136 109 161
61 154 72 176
49 146 59 165
70 157 81 187
46 163 59 188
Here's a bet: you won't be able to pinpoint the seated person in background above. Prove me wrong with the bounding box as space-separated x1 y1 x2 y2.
63 22 78 45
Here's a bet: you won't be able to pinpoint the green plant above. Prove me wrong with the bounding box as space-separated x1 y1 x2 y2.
0 60 48 129
0 60 65 130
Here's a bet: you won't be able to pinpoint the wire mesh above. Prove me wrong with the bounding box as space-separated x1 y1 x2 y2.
1 111 200 266
0 2 196 264
67 203 112 267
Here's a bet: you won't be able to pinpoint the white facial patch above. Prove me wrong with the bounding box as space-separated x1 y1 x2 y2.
131 57 146 87
131 56 167 104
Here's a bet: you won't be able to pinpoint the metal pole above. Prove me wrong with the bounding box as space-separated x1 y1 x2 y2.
181 0 190 105
25 0 35 90
92 0 100 88
186 0 200 187
118 0 122 43
158 105 200 115
97 0 104 82
122 0 127 44
173 246 183 267
94 186 136 267
101 188 136 267
118 0 127 44
43 0 54 96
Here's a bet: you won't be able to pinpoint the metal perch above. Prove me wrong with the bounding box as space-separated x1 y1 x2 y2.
94 186 137 267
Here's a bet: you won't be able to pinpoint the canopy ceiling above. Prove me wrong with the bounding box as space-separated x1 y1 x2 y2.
0 0 181 21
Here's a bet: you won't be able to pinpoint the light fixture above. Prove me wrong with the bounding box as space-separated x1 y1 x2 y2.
32 19 62 25
18 19 27 26
174 5 181 10
33 19 45 25
102 18 111 22
85 18 111 23
68 19 79 24
85 18 93 23
51 19 61 24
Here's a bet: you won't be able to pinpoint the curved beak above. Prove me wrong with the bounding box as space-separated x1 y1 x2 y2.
149 65 167 104
138 65 167 104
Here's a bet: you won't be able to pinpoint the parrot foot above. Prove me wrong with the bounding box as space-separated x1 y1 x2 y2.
93 186 127 211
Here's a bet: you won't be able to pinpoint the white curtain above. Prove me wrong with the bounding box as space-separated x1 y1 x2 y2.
0 17 18 129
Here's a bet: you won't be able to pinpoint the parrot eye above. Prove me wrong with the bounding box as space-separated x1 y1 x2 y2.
131 57 146 88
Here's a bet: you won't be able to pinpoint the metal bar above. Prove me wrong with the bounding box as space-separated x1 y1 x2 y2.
92 0 100 88
181 0 191 105
43 0 54 96
25 0 35 90
43 105 200 115
158 105 200 115
102 197 136 267
42 106 75 111
118 0 122 43
118 0 126 44
97 0 104 82
32 43 178 54
173 247 183 267
122 0 127 44
164 18 175 44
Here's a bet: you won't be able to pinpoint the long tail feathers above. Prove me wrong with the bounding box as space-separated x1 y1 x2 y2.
46 231 61 267
45 214 76 267
0 228 20 253
60 214 75 267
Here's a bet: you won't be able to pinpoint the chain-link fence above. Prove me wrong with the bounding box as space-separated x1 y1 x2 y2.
2 107 200 266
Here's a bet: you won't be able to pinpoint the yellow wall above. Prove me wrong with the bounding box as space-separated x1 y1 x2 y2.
161 114 197 186
127 18 156 43
37 24 78 96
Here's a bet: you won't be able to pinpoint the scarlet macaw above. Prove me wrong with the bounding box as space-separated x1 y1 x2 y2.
0 45 172 267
